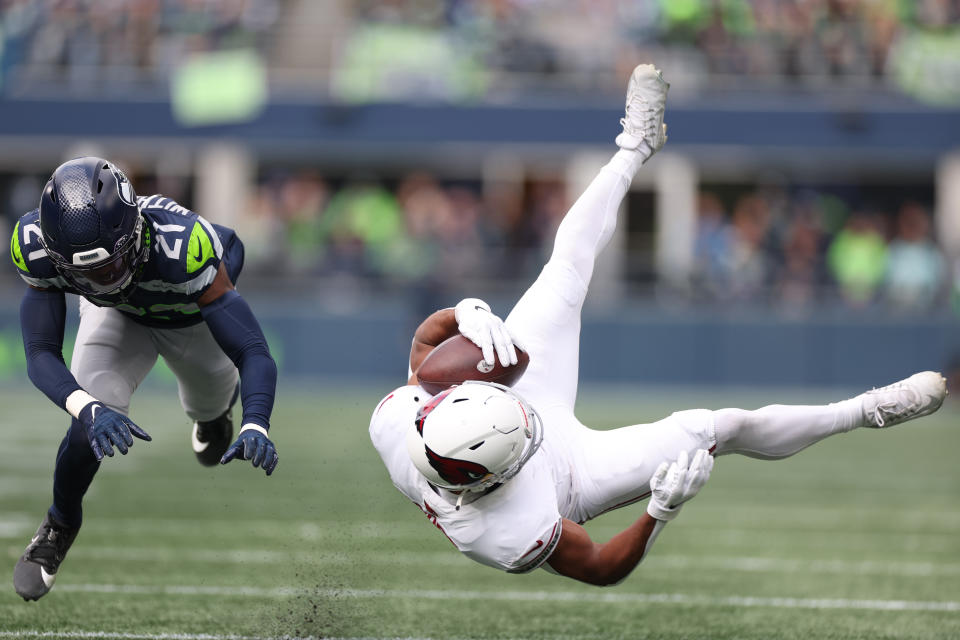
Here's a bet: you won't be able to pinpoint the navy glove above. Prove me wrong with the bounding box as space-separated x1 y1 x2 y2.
78 401 152 461
220 425 278 476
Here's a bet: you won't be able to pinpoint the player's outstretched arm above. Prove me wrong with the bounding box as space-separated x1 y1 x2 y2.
198 263 279 475
20 286 151 460
547 449 713 586
547 514 662 586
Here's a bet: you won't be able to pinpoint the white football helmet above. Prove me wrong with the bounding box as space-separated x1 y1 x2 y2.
406 381 543 493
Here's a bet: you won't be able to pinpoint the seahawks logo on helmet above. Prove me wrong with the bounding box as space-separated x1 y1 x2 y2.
111 165 137 207
113 233 131 253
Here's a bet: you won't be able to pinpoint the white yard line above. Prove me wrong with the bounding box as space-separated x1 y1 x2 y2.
649 554 960 577
53 583 960 612
11 544 956 577
0 633 285 640
0 633 416 640
3 515 957 548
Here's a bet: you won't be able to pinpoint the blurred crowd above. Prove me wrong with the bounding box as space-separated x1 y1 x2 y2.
338 0 960 100
0 0 957 316
2 0 959 99
0 0 280 92
693 187 950 313
1 164 955 316
239 170 565 297
233 169 957 315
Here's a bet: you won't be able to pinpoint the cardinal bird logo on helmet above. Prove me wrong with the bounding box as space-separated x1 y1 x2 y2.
424 445 491 486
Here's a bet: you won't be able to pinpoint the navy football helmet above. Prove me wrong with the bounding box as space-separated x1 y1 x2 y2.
38 157 148 295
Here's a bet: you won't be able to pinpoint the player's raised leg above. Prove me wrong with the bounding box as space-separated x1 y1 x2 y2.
14 301 157 601
551 64 667 288
713 371 947 458
508 64 668 410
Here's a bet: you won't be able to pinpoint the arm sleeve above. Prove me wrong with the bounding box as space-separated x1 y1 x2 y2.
200 289 277 430
20 287 82 409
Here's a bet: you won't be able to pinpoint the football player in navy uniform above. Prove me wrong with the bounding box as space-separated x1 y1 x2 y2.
10 157 279 600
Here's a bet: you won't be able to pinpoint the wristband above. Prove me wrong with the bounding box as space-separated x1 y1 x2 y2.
65 389 99 420
240 423 269 437
647 500 682 522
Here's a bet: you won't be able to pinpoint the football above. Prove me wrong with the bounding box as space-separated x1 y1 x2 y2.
416 334 530 395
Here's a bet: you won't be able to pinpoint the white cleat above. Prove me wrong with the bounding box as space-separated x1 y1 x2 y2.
861 371 947 428
615 63 669 157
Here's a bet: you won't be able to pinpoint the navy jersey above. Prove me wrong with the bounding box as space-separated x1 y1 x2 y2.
10 195 244 328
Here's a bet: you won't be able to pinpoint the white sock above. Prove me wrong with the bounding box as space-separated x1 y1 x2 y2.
713 397 864 460
607 148 647 180
550 149 642 285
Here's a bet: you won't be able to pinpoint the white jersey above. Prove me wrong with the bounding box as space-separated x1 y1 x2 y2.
370 385 563 573
369 261 716 576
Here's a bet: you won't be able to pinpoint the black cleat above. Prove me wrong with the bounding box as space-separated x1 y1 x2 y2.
192 409 233 466
14 512 79 601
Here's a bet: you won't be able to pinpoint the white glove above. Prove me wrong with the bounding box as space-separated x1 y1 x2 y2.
646 449 714 522
454 298 518 367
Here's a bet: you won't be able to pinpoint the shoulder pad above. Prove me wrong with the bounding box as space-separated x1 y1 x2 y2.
10 210 66 289
139 207 224 295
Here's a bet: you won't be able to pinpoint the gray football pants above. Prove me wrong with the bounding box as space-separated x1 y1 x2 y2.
71 297 239 421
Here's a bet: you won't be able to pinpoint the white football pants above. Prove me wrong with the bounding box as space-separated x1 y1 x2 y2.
506 151 862 524
70 297 239 422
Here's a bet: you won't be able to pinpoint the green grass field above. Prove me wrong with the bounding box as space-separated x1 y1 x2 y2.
0 381 957 640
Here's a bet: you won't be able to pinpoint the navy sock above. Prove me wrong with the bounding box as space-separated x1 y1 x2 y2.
49 418 99 529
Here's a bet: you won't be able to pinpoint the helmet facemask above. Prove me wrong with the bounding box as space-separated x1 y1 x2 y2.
46 213 147 296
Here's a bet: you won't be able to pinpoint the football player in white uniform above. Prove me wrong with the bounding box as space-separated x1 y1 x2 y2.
369 64 948 585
